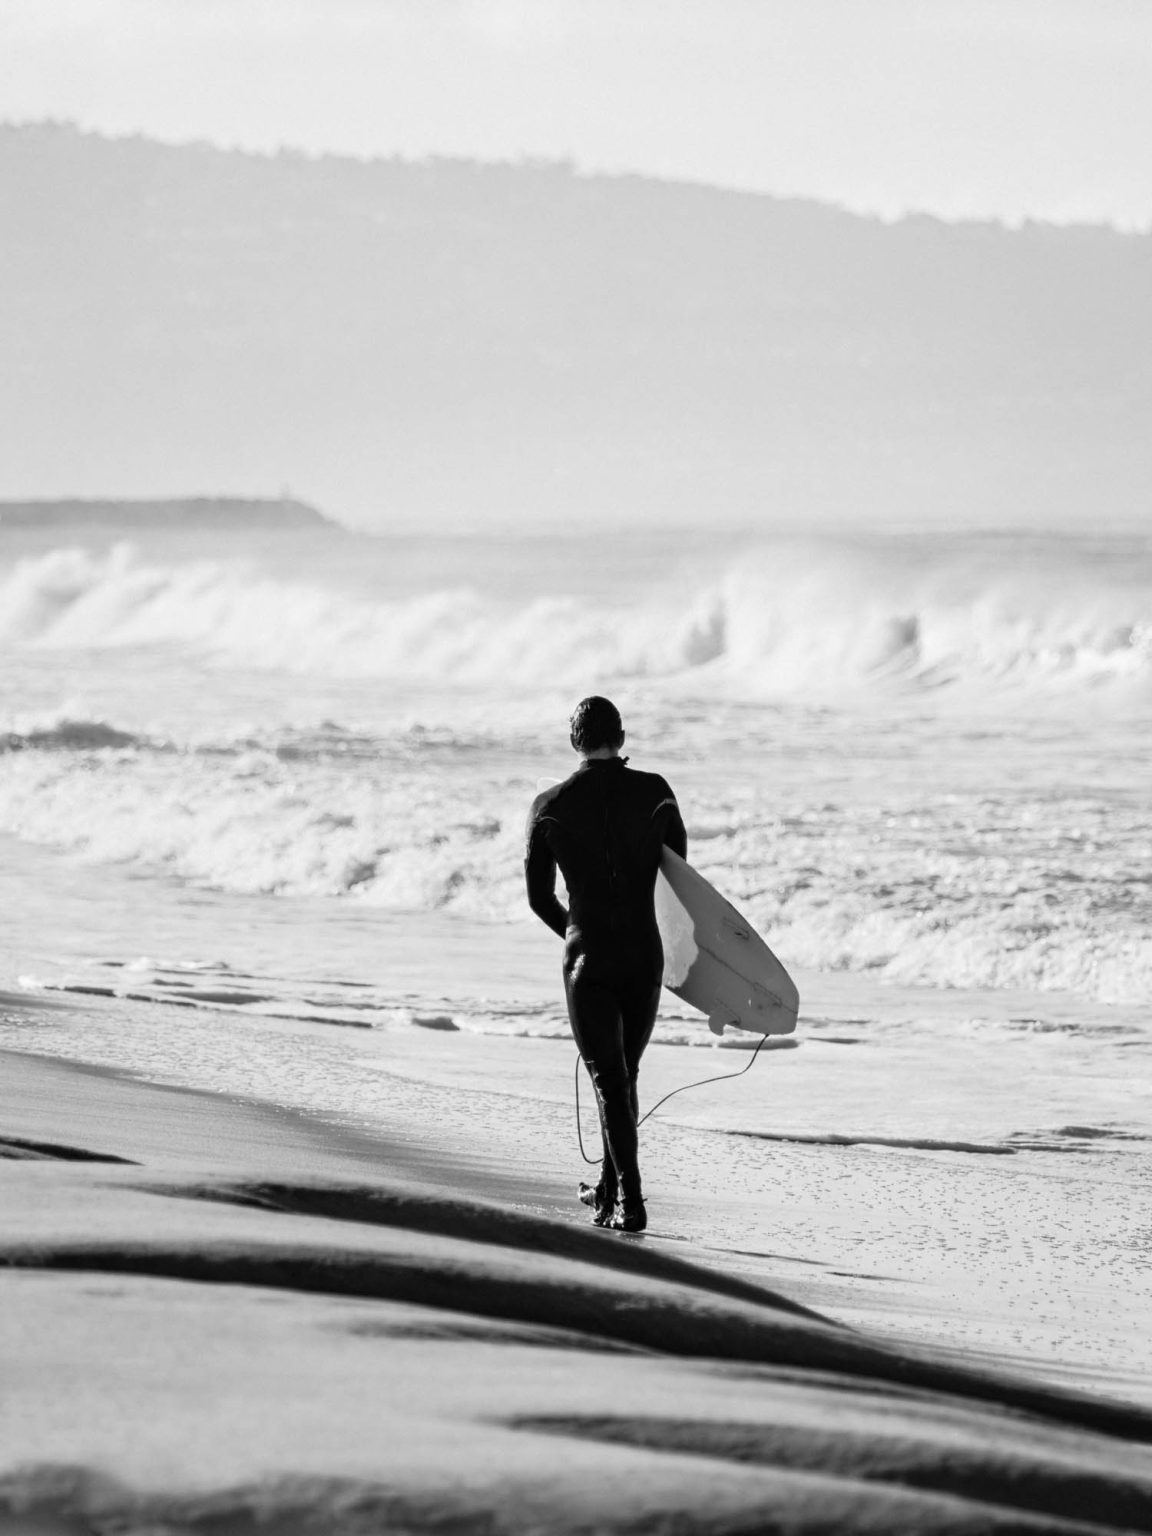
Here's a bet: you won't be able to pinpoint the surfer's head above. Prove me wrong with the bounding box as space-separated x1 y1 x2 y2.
570 696 625 758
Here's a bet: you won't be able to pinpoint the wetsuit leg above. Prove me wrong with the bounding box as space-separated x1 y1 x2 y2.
564 955 639 1203
620 976 662 1126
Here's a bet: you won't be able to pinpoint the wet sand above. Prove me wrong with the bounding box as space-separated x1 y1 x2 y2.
5 964 1150 1408
4 1044 1152 1535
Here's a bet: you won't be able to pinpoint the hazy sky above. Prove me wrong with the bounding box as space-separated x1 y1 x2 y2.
3 0 1151 228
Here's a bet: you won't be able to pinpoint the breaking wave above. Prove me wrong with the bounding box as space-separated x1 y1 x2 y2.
3 532 1151 1006
2 541 1151 700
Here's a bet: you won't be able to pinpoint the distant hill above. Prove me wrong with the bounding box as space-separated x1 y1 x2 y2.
0 496 332 530
1 123 1149 530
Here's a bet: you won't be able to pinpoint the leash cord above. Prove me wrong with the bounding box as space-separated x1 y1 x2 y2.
574 1031 770 1166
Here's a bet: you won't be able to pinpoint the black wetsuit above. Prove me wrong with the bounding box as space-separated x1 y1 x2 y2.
525 758 687 1205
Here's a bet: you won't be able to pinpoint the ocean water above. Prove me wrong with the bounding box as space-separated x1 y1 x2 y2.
3 519 1151 993
1 518 1151 1382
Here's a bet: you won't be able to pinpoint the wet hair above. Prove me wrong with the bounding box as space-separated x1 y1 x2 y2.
569 696 624 754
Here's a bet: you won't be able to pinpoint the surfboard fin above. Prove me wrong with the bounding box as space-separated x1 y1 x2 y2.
707 1015 727 1036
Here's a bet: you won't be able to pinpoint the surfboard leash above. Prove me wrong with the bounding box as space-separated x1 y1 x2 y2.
574 1032 770 1165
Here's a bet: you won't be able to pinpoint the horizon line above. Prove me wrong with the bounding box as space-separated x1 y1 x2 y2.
6 116 1150 240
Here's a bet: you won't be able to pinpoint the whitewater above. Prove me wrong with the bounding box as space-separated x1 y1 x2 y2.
2 521 1151 1002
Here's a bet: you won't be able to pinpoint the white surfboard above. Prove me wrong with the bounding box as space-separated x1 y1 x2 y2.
655 848 799 1038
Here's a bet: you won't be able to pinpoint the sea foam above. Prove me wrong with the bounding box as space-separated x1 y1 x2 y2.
1 719 1149 1006
2 540 1150 700
3 532 1150 1006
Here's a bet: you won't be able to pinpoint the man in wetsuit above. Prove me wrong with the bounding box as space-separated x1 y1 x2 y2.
524 697 687 1232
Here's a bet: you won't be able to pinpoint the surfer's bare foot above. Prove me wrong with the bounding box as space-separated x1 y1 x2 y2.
607 1198 647 1233
580 1180 618 1225
579 1177 617 1211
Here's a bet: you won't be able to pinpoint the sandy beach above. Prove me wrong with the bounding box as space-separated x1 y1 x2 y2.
4 1004 1152 1536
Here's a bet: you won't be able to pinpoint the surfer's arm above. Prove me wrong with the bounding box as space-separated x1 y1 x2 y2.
525 818 569 939
656 784 688 860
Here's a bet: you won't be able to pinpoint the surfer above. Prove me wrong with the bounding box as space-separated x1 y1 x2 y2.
525 696 687 1232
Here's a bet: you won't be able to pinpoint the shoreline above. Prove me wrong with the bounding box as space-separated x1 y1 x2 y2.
4 962 1152 1403
4 1042 1152 1534
5 971 1151 1405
